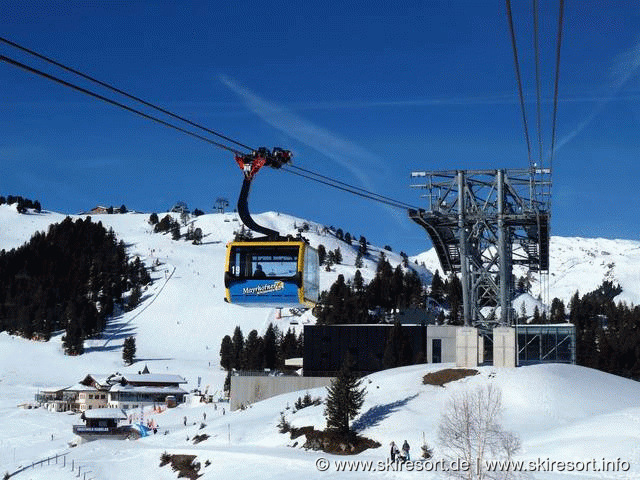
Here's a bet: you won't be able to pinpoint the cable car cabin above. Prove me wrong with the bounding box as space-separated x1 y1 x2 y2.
224 241 319 308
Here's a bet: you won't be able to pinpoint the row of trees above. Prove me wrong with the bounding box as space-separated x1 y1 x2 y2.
570 281 640 379
149 213 203 244
0 195 41 213
219 324 303 372
313 256 425 324
0 217 151 354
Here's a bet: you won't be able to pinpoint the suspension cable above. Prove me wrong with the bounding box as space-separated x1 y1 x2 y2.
549 0 565 171
505 0 533 169
282 167 420 210
0 36 254 153
0 54 244 155
0 48 418 213
533 0 544 168
287 164 419 210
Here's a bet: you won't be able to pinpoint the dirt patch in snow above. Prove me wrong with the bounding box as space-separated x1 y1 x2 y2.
422 368 478 387
292 426 381 455
160 453 201 479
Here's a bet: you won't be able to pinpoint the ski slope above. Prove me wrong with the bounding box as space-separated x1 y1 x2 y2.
1 204 639 479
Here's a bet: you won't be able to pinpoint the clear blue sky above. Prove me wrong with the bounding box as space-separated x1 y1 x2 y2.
1 1 639 255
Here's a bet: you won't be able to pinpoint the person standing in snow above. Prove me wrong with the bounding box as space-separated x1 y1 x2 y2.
390 441 399 462
402 440 410 461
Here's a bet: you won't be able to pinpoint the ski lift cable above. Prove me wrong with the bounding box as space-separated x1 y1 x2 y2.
286 164 419 210
549 0 565 171
533 0 544 168
282 167 420 210
0 54 244 155
505 0 533 169
0 36 254 153
0 47 419 212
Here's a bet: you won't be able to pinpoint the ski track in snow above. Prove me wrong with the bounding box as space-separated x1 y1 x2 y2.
102 264 177 348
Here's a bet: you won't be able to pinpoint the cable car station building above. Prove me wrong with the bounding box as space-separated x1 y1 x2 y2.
304 168 575 374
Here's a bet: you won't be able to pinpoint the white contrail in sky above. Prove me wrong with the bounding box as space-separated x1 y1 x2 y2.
555 39 640 152
219 75 408 228
219 75 382 185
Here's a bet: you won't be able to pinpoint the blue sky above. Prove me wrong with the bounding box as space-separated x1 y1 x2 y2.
1 1 639 255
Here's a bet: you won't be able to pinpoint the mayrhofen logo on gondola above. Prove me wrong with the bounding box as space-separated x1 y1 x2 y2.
243 281 285 295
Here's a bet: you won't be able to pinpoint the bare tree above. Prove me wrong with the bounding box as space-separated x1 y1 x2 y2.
438 384 521 480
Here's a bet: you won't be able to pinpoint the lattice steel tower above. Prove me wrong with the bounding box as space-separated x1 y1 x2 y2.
409 168 550 327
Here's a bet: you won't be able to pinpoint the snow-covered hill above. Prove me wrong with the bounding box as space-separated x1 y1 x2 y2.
0 204 428 363
2 204 640 479
413 236 640 306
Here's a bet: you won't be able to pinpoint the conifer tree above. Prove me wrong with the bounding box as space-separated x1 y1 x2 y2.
263 323 278 370
231 326 245 370
220 335 233 370
244 329 264 370
430 270 444 302
550 298 566 323
279 328 299 364
358 236 368 256
352 270 364 294
354 251 363 268
127 284 142 311
532 305 541 324
317 244 327 266
324 356 366 435
123 336 136 365
62 303 84 356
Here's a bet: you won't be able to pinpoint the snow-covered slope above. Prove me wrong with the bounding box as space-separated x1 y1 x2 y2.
413 235 640 306
0 204 428 363
2 204 640 479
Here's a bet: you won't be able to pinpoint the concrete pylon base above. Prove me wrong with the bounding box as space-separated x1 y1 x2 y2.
493 327 516 368
456 327 479 368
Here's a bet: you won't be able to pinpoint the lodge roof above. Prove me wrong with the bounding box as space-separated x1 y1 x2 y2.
121 373 187 385
109 384 188 395
82 408 127 420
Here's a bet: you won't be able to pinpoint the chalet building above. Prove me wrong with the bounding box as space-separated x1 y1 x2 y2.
107 373 187 410
35 386 72 412
65 383 107 412
88 205 109 214
35 368 187 413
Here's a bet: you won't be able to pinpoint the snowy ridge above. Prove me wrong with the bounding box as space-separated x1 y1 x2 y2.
412 235 640 306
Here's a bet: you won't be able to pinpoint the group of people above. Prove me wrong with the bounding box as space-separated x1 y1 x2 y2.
389 440 410 462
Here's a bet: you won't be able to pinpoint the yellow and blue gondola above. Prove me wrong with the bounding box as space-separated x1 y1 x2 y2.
224 240 319 308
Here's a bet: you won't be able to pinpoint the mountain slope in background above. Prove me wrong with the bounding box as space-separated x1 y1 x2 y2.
412 235 640 306
0 204 428 364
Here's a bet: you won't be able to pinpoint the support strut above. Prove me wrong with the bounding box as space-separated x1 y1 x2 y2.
233 147 292 240
237 177 280 240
